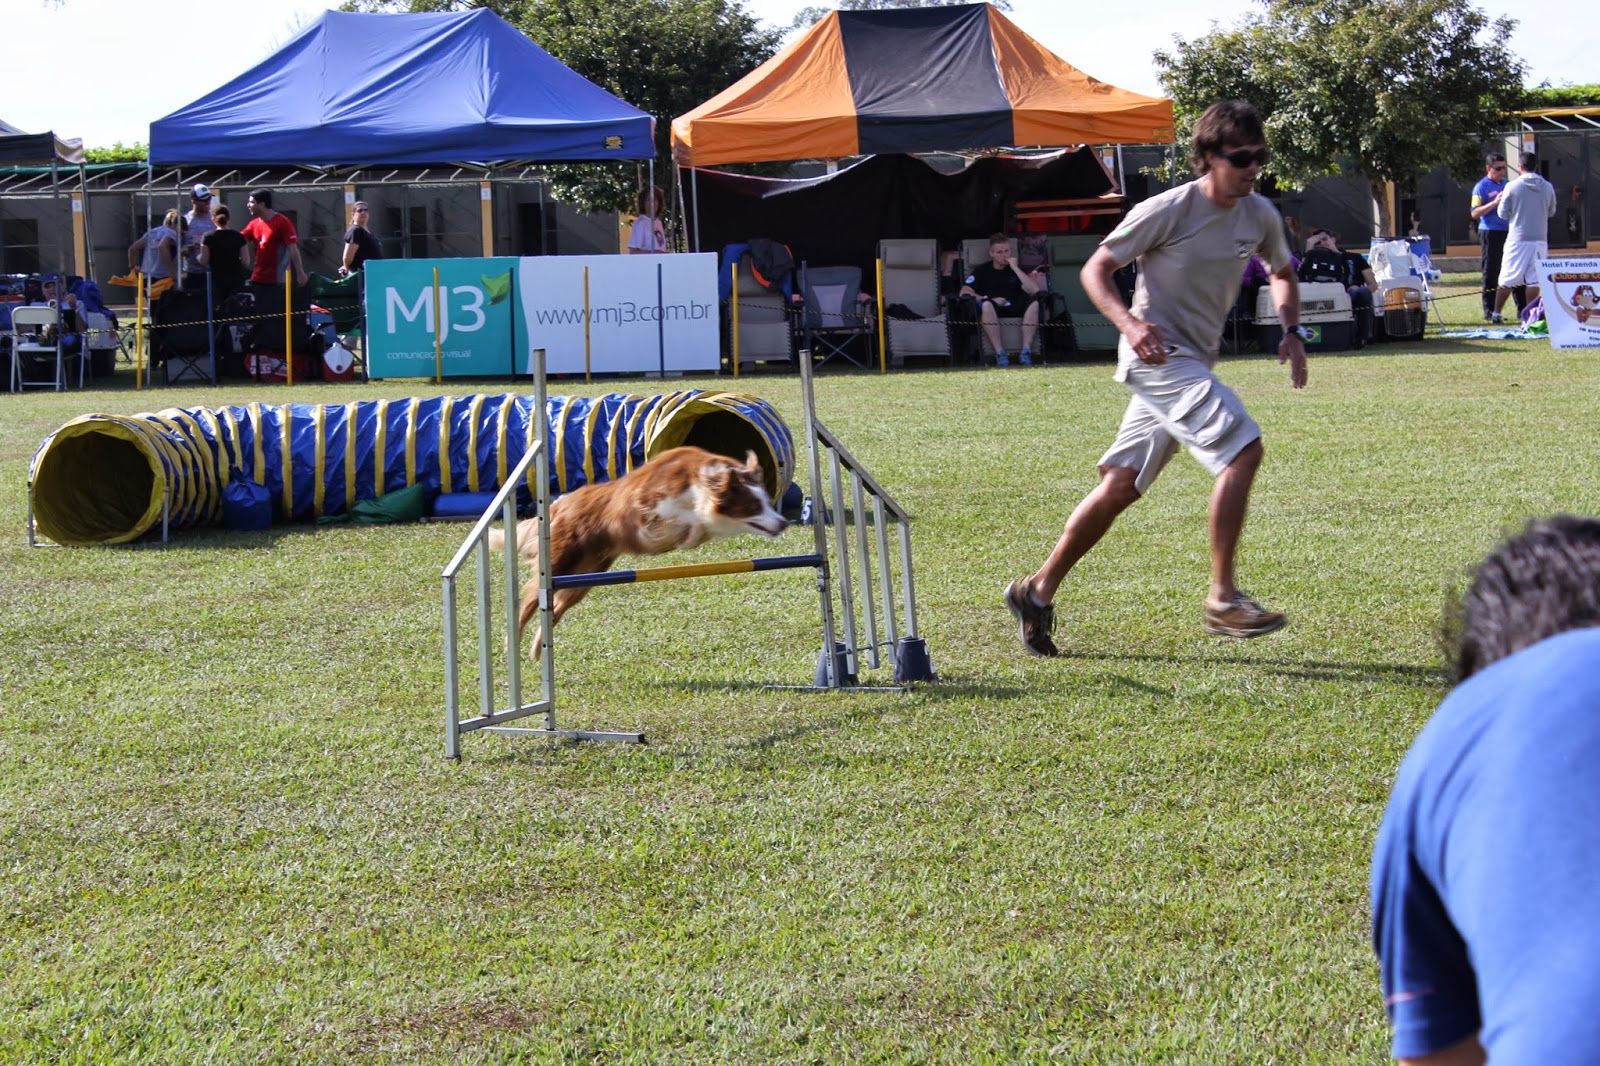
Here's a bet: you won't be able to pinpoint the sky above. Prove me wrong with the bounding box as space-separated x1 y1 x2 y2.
3 0 1593 150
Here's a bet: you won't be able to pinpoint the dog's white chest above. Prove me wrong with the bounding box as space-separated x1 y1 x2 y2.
643 488 708 550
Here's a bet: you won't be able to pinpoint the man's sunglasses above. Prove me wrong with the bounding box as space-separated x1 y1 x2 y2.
1220 147 1270 168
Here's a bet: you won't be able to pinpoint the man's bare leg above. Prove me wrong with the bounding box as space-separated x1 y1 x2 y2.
1022 465 1141 605
980 303 1006 362
1021 301 1040 354
1208 438 1263 606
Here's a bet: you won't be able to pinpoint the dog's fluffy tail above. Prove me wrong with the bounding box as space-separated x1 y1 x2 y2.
486 520 540 557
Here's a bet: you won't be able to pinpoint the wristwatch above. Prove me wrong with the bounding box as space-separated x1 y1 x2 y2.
1285 325 1313 340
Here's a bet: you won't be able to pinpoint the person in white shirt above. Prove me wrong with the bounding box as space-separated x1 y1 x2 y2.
1492 152 1557 320
626 186 668 254
182 183 216 289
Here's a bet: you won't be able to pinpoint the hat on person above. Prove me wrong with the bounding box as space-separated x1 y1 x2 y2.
192 183 212 200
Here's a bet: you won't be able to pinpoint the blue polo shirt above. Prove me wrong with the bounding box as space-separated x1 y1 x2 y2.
1372 627 1600 1059
1471 176 1508 233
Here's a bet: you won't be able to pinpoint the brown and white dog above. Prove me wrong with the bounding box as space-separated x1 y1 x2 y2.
488 445 788 656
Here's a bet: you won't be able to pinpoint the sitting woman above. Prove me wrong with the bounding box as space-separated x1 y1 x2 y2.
32 275 89 355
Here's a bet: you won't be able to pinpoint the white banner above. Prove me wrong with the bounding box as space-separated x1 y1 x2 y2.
1536 257 1600 349
516 253 719 374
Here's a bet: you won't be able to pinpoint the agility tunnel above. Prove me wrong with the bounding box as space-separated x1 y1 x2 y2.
29 391 795 546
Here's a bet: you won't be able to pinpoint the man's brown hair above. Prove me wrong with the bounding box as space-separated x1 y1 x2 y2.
1190 100 1266 176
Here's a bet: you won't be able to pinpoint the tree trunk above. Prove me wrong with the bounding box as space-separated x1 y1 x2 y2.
1369 177 1393 238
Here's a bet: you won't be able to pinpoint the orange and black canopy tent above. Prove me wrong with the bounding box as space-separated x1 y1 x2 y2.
672 3 1174 168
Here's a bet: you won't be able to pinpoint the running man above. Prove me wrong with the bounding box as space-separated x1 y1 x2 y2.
1004 99 1308 656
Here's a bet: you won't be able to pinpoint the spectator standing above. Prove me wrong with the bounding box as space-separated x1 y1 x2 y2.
241 188 308 291
626 186 669 254
128 209 183 283
1002 100 1306 657
182 183 216 289
1469 154 1521 321
1372 514 1600 1064
960 232 1043 367
1491 152 1557 321
199 204 249 305
339 201 382 276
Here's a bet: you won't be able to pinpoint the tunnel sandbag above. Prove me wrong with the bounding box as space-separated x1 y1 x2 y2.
29 391 795 546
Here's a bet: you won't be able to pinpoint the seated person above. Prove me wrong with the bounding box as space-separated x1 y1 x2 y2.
1301 228 1375 337
24 275 89 356
959 232 1045 367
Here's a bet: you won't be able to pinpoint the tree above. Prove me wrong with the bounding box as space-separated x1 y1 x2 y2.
84 142 148 164
789 0 1008 33
1525 84 1600 109
341 0 781 214
1153 0 1527 234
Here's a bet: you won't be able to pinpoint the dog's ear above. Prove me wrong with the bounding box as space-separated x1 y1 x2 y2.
743 450 761 472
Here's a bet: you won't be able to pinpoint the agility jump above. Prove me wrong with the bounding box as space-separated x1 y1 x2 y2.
441 348 932 758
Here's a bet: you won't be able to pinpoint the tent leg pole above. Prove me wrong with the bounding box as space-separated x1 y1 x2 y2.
691 168 700 254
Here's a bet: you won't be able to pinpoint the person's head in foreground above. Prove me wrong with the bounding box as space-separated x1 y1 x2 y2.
1446 513 1600 683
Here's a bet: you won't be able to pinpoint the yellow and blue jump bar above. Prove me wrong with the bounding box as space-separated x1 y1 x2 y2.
551 553 823 590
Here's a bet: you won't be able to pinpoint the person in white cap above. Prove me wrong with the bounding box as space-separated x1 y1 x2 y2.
182 183 216 289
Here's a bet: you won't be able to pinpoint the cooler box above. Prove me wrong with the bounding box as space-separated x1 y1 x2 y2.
1255 281 1355 351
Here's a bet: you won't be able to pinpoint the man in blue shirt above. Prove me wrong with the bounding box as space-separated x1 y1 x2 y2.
1372 515 1600 1064
1468 153 1520 323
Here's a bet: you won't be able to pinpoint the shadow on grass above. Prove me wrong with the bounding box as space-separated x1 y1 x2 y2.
1083 649 1444 688
919 649 1443 690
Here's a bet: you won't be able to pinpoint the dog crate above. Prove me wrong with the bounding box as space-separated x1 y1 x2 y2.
1379 283 1426 340
1255 282 1356 351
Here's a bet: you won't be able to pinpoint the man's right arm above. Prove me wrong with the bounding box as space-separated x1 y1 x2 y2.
1469 181 1499 221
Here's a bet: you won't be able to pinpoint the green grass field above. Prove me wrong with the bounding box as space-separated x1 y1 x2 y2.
1 275 1589 1062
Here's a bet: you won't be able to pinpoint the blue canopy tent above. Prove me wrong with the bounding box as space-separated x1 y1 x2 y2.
140 8 655 382
149 8 653 166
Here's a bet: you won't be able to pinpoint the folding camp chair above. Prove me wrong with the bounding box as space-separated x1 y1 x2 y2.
150 288 219 385
8 305 78 392
877 239 955 367
1046 235 1120 352
727 250 795 371
800 265 874 368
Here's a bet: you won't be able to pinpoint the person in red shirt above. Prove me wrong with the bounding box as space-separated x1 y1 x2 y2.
241 188 308 289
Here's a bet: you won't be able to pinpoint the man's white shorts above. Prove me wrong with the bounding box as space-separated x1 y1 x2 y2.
1098 355 1261 494
1499 240 1548 287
